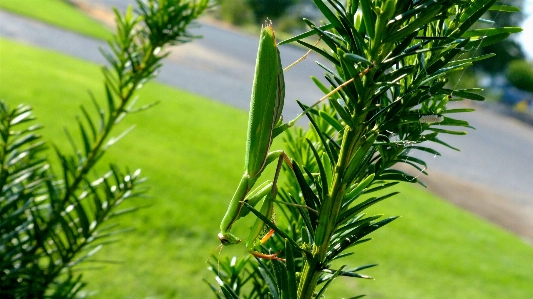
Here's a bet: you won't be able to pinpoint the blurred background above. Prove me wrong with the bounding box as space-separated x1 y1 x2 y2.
1 0 532 298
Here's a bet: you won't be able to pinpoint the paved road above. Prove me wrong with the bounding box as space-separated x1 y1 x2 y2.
428 106 533 206
0 3 531 231
0 8 324 116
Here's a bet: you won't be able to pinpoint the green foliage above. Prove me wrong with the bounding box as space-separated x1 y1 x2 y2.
0 0 210 297
506 59 533 92
0 0 112 40
210 0 521 298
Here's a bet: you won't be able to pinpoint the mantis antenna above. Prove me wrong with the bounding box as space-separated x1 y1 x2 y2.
287 61 376 127
282 37 322 72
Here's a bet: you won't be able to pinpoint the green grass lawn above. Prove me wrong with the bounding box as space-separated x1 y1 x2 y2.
1 37 533 298
0 0 111 40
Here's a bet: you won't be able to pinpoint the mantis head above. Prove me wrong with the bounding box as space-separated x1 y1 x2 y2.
218 232 241 246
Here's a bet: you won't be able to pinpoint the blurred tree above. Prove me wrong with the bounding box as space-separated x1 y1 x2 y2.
246 0 299 23
506 59 533 92
475 0 525 75
216 0 255 25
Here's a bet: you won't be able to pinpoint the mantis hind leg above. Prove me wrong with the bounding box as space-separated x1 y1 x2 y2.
245 154 288 261
250 250 286 262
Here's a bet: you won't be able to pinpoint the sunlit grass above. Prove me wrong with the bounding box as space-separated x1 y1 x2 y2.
0 0 111 40
1 37 532 298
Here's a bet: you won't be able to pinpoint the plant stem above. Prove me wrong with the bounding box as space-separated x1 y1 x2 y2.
297 255 321 299
298 125 367 298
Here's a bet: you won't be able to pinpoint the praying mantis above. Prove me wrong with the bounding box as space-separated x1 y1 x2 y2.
217 23 376 260
217 23 291 260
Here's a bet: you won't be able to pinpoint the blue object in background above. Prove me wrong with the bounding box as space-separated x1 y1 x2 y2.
501 86 533 106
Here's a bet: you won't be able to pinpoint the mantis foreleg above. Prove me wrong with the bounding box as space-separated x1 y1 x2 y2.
218 150 290 245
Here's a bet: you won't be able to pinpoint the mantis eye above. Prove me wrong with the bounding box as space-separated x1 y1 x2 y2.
218 233 241 245
218 233 229 244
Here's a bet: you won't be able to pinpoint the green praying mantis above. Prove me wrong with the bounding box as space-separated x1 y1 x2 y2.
217 23 291 261
217 23 376 261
